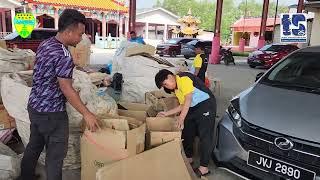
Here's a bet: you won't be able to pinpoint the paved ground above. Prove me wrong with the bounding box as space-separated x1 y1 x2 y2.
10 50 266 180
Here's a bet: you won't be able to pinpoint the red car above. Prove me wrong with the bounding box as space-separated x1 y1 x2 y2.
5 28 57 52
156 38 197 57
247 44 299 68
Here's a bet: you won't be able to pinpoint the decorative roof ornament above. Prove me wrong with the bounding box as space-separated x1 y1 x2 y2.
174 8 202 37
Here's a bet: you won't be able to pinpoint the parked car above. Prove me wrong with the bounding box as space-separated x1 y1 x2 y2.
181 40 212 59
247 44 299 69
5 28 58 52
213 46 320 180
156 38 197 57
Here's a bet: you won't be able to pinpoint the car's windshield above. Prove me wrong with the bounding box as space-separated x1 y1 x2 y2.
187 40 198 46
262 52 320 92
166 39 179 44
259 45 283 52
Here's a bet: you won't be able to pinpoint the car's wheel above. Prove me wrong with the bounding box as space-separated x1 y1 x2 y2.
249 65 256 68
184 55 190 59
223 58 229 66
159 55 164 57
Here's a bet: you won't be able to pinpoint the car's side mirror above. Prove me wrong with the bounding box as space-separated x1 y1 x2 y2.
255 72 264 82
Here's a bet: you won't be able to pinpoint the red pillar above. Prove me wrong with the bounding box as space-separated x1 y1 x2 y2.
297 0 304 13
258 0 270 49
210 0 223 64
129 0 136 32
239 38 245 52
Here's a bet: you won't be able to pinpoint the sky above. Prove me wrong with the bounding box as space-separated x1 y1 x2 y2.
136 0 300 9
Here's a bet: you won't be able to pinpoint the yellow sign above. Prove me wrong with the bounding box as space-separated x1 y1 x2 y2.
14 13 36 38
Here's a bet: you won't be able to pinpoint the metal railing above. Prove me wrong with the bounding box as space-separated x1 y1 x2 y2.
0 32 12 39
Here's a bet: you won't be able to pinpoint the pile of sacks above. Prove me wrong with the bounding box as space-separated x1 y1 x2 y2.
112 42 179 103
0 47 35 103
0 142 20 180
1 69 118 170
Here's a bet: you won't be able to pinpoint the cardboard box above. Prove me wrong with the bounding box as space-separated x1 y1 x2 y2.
117 102 157 122
96 140 194 180
145 90 179 112
146 117 181 149
69 34 91 68
0 40 7 49
0 105 15 130
80 116 146 180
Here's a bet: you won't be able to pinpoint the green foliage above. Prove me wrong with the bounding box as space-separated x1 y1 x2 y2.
156 0 289 42
233 51 250 57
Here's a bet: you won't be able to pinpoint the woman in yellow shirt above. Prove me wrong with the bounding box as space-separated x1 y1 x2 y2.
191 42 208 82
155 69 216 177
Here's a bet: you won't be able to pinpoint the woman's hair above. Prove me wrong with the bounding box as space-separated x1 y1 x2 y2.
155 69 174 94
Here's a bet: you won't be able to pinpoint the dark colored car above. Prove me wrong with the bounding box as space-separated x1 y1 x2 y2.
181 40 212 59
214 46 320 180
247 44 299 69
156 38 197 57
5 28 58 52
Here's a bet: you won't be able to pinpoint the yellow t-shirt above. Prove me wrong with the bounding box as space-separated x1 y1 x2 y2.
174 75 194 104
193 54 203 68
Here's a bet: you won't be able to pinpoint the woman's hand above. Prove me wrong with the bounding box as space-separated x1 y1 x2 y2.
176 116 185 130
157 111 168 117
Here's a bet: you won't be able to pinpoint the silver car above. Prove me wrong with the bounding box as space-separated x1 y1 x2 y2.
213 46 320 180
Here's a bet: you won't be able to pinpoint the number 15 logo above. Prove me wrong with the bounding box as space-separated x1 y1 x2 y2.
281 13 307 42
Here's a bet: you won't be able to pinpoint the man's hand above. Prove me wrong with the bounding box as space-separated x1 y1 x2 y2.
176 116 185 130
83 112 100 132
157 111 168 117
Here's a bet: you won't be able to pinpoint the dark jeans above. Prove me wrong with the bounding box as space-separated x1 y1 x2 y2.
20 107 69 180
182 98 216 167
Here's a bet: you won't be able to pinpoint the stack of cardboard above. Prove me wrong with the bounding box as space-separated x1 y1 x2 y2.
146 117 181 149
96 140 195 180
69 34 91 68
117 102 157 122
81 114 146 180
80 95 198 180
145 90 179 115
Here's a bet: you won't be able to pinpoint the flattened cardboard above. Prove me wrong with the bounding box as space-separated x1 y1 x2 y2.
96 140 193 180
80 119 146 180
118 109 147 123
146 117 181 149
117 102 156 121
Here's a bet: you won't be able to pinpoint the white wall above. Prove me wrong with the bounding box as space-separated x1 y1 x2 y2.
197 31 214 41
249 33 259 47
136 9 179 26
310 9 320 46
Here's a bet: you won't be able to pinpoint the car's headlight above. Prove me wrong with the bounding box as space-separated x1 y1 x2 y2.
227 98 242 128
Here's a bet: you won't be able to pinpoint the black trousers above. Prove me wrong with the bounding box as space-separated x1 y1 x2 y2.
20 107 69 180
182 98 216 167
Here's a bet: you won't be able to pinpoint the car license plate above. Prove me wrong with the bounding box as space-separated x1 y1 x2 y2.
247 151 316 180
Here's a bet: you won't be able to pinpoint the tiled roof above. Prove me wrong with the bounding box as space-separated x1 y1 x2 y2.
231 17 280 32
28 0 128 12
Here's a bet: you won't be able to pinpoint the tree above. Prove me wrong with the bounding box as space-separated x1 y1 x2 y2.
156 0 289 41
